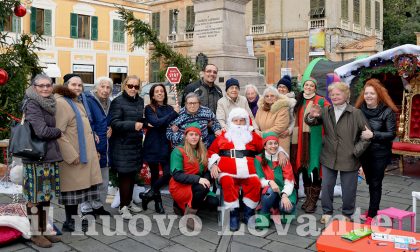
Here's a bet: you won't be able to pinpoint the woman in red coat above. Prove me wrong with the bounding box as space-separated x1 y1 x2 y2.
169 122 213 230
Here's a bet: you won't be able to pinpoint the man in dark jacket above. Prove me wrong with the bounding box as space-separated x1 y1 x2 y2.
81 76 113 217
181 64 223 114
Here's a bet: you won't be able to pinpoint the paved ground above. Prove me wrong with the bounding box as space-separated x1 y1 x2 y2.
1 159 420 252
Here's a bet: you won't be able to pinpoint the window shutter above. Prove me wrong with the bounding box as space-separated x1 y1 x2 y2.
252 0 258 25
259 0 265 24
281 39 286 61
30 7 37 34
169 10 173 33
70 13 78 38
91 16 98 40
119 20 125 43
44 9 52 36
12 16 20 33
156 12 160 33
341 0 348 20
288 39 294 60
112 19 118 42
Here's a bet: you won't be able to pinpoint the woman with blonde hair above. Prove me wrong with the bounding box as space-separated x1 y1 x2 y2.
169 122 214 230
109 75 144 219
355 78 397 225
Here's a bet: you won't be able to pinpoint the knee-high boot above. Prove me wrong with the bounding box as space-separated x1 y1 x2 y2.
305 185 321 213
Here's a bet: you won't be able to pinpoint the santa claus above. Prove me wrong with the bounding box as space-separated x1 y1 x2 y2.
208 108 288 231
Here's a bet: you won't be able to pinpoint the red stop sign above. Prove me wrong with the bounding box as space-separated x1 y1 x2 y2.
165 67 182 84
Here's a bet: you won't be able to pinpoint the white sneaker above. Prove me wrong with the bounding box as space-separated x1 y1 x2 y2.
119 206 133 220
128 202 142 213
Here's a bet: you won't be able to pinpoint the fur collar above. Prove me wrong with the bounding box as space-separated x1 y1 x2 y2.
258 94 290 113
53 85 77 99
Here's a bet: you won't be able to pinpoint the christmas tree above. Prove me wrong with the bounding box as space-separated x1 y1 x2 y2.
0 0 43 141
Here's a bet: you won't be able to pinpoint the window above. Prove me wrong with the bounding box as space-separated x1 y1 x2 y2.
281 39 294 61
0 15 21 33
30 7 51 35
375 1 380 30
150 60 160 83
169 9 178 34
113 20 125 43
256 56 265 75
70 13 98 40
341 0 348 20
152 12 160 34
310 0 325 18
252 0 265 25
186 6 195 32
365 0 371 28
353 0 360 24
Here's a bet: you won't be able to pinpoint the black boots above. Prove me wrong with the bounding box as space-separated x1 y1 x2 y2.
139 189 165 214
230 208 240 231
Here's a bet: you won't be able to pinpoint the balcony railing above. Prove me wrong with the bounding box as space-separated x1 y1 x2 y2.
250 24 266 34
365 27 373 36
353 23 361 33
74 39 93 50
132 46 145 54
309 19 326 29
167 34 177 42
341 19 350 30
184 32 194 40
36 36 54 49
112 42 125 52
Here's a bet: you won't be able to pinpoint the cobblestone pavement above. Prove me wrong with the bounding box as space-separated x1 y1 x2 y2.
1 166 420 252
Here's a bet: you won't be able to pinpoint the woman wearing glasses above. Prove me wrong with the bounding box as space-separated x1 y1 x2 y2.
109 75 144 219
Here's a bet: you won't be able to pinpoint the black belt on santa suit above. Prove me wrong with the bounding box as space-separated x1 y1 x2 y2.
219 150 257 158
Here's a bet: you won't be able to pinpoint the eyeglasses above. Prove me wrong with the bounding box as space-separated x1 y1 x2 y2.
186 102 199 106
35 84 53 89
205 70 218 75
126 84 140 90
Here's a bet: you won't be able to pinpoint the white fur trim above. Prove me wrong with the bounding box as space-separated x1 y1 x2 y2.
243 197 258 209
235 158 249 178
282 179 294 196
223 200 239 210
208 154 221 170
260 178 269 188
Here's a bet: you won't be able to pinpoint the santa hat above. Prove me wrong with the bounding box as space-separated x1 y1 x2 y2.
262 132 279 146
227 107 250 126
185 122 201 136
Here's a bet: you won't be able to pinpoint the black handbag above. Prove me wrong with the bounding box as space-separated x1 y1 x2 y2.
9 114 47 161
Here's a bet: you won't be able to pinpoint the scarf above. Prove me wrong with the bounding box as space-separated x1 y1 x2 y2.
63 97 88 164
333 103 347 123
79 93 93 125
303 92 316 100
24 86 56 114
248 95 259 117
361 102 385 119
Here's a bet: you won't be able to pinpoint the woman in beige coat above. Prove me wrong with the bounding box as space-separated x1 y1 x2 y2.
54 74 102 232
255 86 290 154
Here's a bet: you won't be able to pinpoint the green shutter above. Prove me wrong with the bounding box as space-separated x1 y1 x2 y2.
169 10 173 33
70 13 78 38
44 9 52 36
30 7 37 34
112 19 118 42
91 16 98 40
120 20 125 43
252 0 258 25
259 0 265 24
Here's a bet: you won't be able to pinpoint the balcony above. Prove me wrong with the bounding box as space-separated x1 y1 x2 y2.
36 36 54 49
250 24 266 34
112 42 126 52
167 34 177 42
184 32 194 40
365 27 373 36
74 39 93 50
132 46 145 54
353 23 361 33
309 19 326 29
341 19 350 30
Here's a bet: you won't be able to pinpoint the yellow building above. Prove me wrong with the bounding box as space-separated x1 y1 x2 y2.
1 0 151 86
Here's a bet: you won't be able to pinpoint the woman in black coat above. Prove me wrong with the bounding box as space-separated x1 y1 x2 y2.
22 74 62 247
355 78 397 225
140 84 179 213
109 75 144 220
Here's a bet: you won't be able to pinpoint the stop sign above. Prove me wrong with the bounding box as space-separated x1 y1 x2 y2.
165 67 182 84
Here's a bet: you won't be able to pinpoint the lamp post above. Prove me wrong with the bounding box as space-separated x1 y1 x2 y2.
171 9 179 50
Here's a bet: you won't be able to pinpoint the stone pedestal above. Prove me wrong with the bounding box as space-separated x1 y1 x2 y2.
190 0 266 92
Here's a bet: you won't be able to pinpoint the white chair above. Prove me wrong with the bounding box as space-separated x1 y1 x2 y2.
412 191 420 232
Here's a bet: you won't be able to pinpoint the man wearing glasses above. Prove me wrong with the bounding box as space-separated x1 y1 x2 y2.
181 64 223 114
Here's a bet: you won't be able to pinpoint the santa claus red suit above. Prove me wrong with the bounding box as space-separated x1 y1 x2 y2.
208 108 264 213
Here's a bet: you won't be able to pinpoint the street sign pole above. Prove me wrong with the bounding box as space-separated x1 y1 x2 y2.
165 67 182 107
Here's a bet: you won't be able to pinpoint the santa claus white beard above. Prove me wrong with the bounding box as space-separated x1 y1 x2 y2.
225 124 252 149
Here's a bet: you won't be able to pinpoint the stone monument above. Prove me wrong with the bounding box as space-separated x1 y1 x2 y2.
190 0 265 91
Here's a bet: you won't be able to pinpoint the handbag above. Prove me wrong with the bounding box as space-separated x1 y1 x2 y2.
8 114 47 161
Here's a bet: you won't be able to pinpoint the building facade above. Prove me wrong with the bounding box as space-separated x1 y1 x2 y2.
1 0 151 86
148 0 383 85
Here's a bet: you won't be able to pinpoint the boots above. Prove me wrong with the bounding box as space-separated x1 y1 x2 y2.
305 185 321 213
230 208 240 232
255 213 271 230
173 202 183 216
243 205 255 225
139 189 155 210
301 186 311 210
184 206 198 230
154 192 165 214
27 203 52 248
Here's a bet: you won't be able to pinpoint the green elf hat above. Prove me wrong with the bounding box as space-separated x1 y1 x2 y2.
300 77 318 91
185 122 202 136
262 132 279 146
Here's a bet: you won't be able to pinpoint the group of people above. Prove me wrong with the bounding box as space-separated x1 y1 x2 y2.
21 62 397 247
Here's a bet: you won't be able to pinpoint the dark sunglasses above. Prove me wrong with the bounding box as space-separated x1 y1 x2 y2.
126 84 140 90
